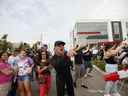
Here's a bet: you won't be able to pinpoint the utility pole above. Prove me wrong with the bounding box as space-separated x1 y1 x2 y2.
40 32 43 47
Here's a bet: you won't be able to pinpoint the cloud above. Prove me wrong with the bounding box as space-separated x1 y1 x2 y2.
0 0 128 45
0 0 79 43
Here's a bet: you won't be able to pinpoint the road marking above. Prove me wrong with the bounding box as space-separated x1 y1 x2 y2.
93 65 105 75
87 89 104 93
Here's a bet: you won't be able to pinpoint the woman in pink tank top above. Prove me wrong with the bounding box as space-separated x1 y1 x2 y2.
0 52 14 96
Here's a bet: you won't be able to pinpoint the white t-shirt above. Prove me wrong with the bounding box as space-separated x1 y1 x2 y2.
17 57 34 76
92 49 98 55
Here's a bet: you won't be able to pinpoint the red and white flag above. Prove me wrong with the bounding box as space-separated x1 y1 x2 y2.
104 68 128 81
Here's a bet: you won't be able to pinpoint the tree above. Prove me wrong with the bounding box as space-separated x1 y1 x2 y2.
18 42 30 50
0 34 13 52
1 34 8 40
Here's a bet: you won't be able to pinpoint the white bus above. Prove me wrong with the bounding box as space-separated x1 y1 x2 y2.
71 19 128 46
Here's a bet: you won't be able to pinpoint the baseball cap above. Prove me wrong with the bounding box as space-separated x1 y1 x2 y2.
42 44 48 48
54 41 65 47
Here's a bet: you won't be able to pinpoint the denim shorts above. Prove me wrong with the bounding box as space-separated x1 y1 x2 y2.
17 75 31 81
105 64 118 73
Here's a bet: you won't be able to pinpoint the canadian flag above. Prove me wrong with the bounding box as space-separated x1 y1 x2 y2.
104 68 128 81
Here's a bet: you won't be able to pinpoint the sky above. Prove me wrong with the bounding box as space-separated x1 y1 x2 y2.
0 0 128 46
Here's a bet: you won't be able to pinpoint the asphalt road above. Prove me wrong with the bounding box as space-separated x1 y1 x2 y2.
32 68 128 96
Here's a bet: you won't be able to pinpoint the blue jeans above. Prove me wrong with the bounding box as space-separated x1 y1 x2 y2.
7 86 17 96
8 77 17 96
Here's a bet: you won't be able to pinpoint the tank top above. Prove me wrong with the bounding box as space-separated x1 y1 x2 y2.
104 56 117 64
39 51 50 75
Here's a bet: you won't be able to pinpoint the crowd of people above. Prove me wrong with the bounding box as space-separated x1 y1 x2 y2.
0 40 128 96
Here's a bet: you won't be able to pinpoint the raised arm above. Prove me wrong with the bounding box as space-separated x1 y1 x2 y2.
104 41 126 58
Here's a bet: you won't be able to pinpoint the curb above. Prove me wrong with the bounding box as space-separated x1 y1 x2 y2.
93 65 105 75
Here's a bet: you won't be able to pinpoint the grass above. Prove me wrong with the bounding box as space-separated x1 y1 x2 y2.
92 59 105 71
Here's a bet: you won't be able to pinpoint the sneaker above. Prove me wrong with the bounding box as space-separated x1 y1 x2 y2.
87 73 93 77
84 74 88 78
81 85 88 89
111 93 121 96
104 94 111 96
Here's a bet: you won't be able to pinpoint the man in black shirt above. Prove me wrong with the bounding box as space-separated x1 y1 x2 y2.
83 48 93 75
73 49 83 88
50 41 74 96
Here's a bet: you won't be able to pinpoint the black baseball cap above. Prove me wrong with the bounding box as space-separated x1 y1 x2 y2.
42 44 48 48
54 41 65 47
